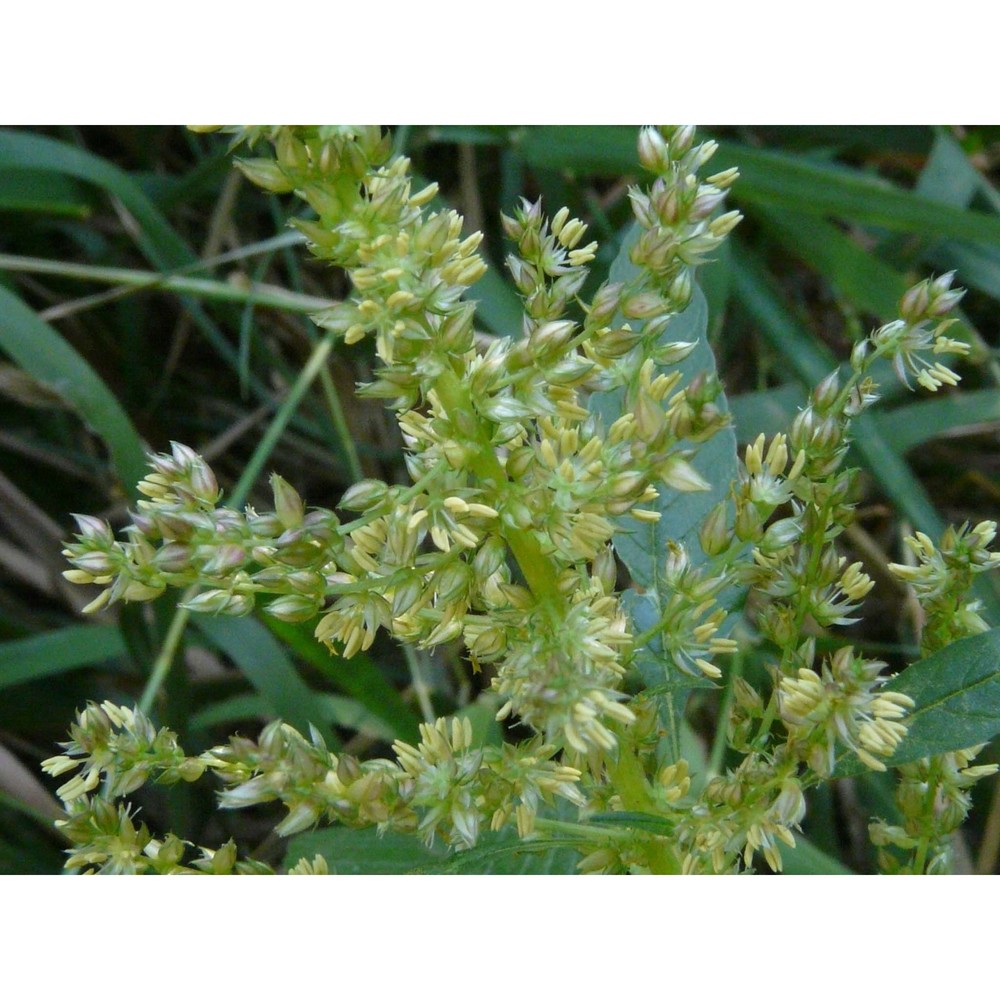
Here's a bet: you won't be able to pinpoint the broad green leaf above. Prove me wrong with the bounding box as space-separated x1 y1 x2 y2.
192 615 339 746
0 625 127 692
588 225 739 762
284 826 446 874
885 627 1000 763
591 238 737 588
0 284 149 497
836 627 1000 776
421 829 579 874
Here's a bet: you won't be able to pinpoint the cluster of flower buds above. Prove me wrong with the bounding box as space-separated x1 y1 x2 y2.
55 795 274 875
871 745 998 873
62 125 740 759
63 445 346 623
778 644 914 774
41 701 204 800
890 520 1000 653
43 700 588 868
674 754 804 873
868 271 969 392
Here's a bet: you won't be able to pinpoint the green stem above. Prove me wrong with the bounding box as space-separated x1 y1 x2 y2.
910 758 944 874
140 330 339 711
708 646 743 778
403 645 435 724
138 589 196 714
609 741 681 874
433 368 563 613
0 251 333 316
534 817 633 844
229 330 338 509
318 364 364 482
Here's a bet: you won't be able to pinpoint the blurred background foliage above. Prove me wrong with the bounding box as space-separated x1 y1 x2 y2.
1 125 999 874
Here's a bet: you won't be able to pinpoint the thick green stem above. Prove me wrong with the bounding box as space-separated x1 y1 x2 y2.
433 368 563 614
609 741 681 874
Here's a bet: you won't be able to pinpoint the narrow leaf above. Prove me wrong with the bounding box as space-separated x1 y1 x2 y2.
264 617 421 743
192 615 338 746
0 625 127 691
0 285 148 496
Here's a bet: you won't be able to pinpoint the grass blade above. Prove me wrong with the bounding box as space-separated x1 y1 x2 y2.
192 615 339 747
0 284 148 496
0 625 127 692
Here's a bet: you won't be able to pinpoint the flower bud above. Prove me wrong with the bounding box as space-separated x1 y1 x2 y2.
587 282 623 327
236 157 295 193
637 126 671 174
271 474 305 530
266 594 322 622
340 479 389 512
699 501 731 557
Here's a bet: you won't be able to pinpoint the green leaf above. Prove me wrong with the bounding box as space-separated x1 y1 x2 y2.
285 821 580 875
284 826 446 874
192 615 339 747
588 225 739 762
418 829 580 874
914 131 1000 317
0 625 127 692
586 810 674 835
0 128 269 392
190 691 395 740
264 617 421 743
592 237 738 588
0 129 196 270
518 127 1000 247
779 834 853 875
714 140 1000 246
886 627 1000 763
0 284 149 498
753 206 908 320
0 169 91 217
836 627 1000 776
873 390 1000 455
